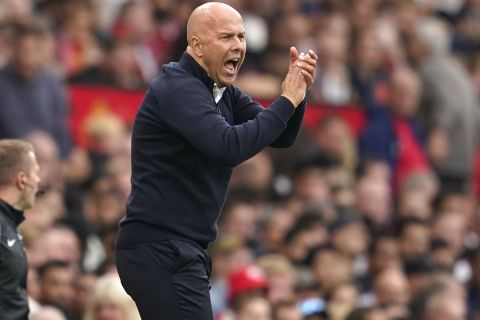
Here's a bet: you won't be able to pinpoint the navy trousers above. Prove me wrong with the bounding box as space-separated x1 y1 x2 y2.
115 239 213 320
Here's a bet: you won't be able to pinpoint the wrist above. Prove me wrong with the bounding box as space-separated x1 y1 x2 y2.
281 94 301 108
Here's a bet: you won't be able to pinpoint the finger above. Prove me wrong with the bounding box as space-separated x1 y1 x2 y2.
302 55 318 67
297 62 315 75
301 69 314 87
307 49 318 61
290 46 299 64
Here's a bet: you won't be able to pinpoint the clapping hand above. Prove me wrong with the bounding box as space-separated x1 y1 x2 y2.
281 47 318 107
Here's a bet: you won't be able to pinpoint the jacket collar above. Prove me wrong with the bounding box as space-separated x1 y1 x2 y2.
0 197 25 226
179 52 215 92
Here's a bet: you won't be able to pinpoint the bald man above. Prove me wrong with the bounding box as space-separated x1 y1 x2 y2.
115 2 317 319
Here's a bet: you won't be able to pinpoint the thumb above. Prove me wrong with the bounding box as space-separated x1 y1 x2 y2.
290 46 299 64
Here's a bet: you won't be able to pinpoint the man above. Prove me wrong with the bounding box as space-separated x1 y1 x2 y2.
0 139 41 319
115 2 317 319
406 17 480 190
0 21 72 158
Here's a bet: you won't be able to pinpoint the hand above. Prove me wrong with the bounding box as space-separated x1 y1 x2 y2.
281 47 318 107
298 49 318 89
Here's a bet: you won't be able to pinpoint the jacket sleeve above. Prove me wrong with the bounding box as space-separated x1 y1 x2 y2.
151 79 296 166
231 87 306 148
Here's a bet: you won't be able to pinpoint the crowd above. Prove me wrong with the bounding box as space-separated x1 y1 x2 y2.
0 0 480 319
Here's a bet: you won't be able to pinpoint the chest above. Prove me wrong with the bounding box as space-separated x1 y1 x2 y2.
215 99 234 125
0 223 27 275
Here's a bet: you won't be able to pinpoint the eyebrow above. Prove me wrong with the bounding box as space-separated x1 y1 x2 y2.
218 30 246 37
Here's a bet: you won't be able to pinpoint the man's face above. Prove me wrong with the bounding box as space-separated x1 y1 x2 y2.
40 266 74 310
22 151 40 210
15 35 43 78
199 10 246 87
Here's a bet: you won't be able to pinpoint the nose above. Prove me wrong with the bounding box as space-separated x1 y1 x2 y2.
231 35 244 51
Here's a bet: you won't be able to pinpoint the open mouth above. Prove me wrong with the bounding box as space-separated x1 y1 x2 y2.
224 58 240 75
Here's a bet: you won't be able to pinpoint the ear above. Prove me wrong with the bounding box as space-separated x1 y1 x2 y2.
15 172 26 190
190 36 204 57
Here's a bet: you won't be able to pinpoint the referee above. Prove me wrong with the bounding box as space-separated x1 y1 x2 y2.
0 139 41 319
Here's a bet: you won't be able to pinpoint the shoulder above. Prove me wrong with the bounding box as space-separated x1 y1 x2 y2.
150 70 210 102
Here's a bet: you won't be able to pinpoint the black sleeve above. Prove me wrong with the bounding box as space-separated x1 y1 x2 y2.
230 87 306 148
151 80 296 166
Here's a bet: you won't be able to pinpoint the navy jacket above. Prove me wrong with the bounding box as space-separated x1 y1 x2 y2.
117 52 306 248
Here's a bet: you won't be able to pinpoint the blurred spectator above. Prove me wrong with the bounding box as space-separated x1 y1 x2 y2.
30 305 67 320
421 292 466 320
70 272 98 320
431 209 469 282
37 260 75 317
4 0 33 23
24 131 64 191
228 264 269 304
372 267 410 318
112 0 159 83
410 272 467 320
329 211 370 277
92 0 129 32
282 212 328 265
0 20 73 158
406 16 480 189
397 216 431 261
291 157 333 207
396 188 433 220
272 300 302 320
349 25 389 110
69 38 146 89
311 115 358 181
258 207 295 254
367 234 402 280
229 151 274 198
325 280 359 320
56 1 104 78
219 201 260 247
218 264 270 320
83 273 141 320
257 254 297 304
229 293 272 320
430 238 456 272
28 266 41 309
209 236 252 318
27 225 82 269
355 169 392 233
309 244 352 296
311 12 353 105
359 67 434 193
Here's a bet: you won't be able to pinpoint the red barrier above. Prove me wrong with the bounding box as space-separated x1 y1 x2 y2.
68 85 366 147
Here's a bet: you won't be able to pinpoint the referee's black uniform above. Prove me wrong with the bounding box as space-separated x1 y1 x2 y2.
0 198 28 320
